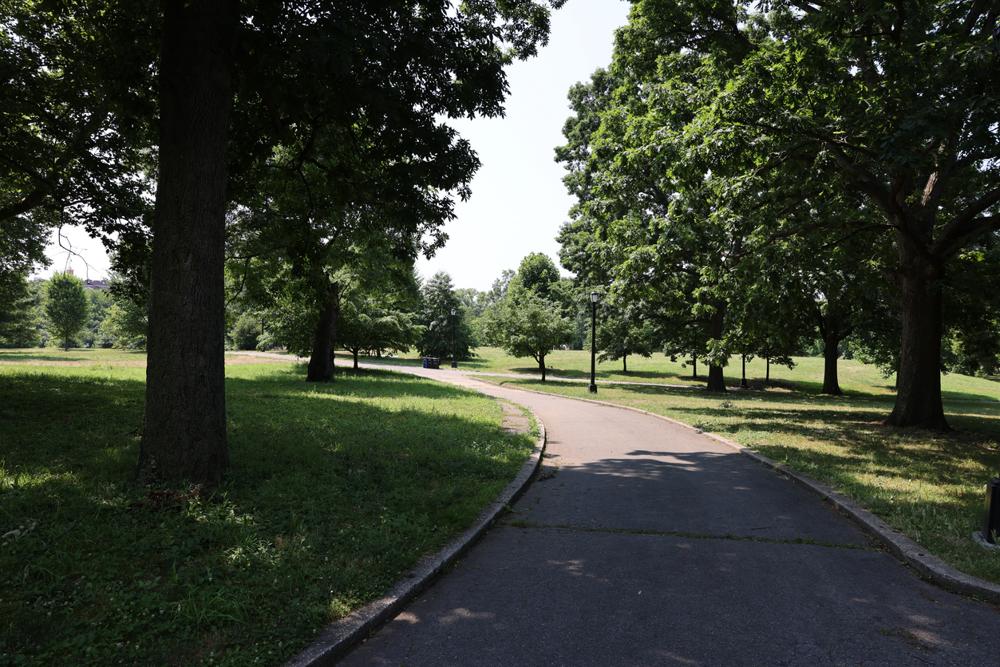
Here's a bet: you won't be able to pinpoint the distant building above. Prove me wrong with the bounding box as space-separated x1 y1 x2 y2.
83 279 110 290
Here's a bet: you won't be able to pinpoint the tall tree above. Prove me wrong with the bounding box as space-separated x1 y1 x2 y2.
139 1 238 485
419 272 474 361
137 0 567 482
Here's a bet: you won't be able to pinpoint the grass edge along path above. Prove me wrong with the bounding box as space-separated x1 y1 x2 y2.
0 358 535 665
338 347 1000 402
479 376 1000 587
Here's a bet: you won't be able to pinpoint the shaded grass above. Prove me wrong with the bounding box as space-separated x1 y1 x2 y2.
347 347 1000 403
0 358 533 665
483 376 1000 584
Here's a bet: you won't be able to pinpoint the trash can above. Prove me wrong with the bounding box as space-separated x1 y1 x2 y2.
422 356 440 369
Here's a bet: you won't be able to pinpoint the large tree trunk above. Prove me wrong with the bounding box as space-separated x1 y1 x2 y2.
307 282 340 382
707 364 726 392
887 250 947 429
691 354 697 379
705 305 726 392
539 354 546 382
352 349 359 370
822 333 842 395
622 354 628 373
138 0 237 486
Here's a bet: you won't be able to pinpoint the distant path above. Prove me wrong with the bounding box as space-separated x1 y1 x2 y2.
235 350 697 390
256 359 997 665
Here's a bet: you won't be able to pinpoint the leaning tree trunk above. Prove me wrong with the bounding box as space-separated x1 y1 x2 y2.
887 249 947 429
821 333 843 396
138 0 238 486
307 282 340 382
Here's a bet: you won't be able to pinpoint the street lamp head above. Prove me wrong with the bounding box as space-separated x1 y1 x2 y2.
450 308 457 316
590 291 600 304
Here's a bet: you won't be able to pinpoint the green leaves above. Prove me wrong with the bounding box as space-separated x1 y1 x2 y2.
44 272 88 349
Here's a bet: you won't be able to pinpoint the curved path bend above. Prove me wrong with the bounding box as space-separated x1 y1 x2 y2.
334 365 1000 665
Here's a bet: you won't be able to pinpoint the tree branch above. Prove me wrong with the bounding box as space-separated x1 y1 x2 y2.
931 188 1000 257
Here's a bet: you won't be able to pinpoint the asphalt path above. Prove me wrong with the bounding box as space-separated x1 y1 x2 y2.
331 363 1000 665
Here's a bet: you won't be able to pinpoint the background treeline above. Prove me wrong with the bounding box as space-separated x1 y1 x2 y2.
0 272 145 350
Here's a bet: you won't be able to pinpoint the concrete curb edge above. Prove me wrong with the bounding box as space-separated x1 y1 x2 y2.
493 381 1000 605
286 399 547 666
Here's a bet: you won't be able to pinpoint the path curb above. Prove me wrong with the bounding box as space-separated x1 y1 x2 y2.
286 400 546 666
494 381 1000 605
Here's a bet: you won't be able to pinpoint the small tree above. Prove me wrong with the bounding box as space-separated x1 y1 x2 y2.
485 289 571 381
45 273 88 349
82 288 112 348
99 281 148 350
340 296 423 369
228 311 262 351
594 306 655 373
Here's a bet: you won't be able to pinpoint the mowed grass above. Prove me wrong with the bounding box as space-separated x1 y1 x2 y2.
483 373 1000 584
347 346 1000 402
0 351 534 665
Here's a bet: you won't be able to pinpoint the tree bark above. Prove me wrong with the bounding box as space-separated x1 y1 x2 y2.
692 354 697 379
138 0 237 486
539 354 546 382
740 354 748 389
307 282 340 382
821 333 843 395
765 355 770 384
707 364 726 392
887 248 948 429
352 349 359 370
705 305 726 392
622 354 628 373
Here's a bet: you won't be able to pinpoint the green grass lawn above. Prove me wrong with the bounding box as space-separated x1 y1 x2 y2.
0 351 534 665
481 374 1000 585
346 346 1000 402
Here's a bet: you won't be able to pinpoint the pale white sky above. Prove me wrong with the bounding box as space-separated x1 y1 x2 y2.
38 1 631 290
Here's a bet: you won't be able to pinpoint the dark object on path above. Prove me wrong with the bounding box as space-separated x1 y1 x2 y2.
984 478 1000 544
422 356 441 369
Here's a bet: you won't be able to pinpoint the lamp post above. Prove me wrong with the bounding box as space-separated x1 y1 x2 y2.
589 291 599 393
450 307 458 368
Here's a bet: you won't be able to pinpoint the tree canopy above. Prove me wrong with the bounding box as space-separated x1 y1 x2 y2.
556 0 1000 420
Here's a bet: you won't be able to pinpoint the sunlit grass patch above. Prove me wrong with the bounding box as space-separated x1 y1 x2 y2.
0 355 532 664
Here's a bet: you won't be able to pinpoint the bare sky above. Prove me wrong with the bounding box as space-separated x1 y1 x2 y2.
38 1 631 290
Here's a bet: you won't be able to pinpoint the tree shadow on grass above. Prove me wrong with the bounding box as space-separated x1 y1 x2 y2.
1 366 532 665
245 365 488 401
335 352 492 370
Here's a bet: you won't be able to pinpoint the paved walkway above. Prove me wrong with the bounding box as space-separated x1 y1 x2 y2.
332 365 1000 665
